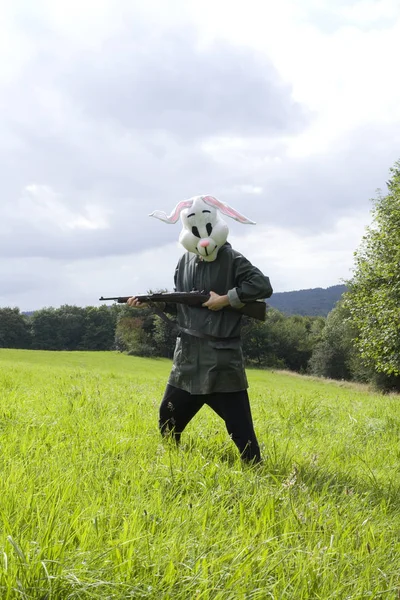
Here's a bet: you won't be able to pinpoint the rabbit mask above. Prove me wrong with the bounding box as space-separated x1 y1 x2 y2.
150 195 255 262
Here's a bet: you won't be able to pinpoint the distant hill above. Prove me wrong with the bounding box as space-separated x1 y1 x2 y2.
268 284 347 317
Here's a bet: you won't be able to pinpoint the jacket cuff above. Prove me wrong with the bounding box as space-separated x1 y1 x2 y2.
227 288 245 308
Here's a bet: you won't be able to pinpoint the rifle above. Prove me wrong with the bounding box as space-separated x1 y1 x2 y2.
99 291 266 321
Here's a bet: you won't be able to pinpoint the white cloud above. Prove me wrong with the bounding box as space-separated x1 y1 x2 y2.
339 0 400 24
0 0 398 309
19 185 111 231
189 0 400 157
235 185 263 195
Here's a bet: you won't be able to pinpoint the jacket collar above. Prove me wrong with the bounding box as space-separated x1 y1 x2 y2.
195 241 231 262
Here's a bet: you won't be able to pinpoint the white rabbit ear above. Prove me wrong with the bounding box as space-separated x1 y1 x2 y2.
202 195 256 224
149 200 194 224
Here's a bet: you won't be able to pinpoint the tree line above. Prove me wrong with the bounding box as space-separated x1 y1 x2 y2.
0 302 325 374
0 305 118 351
2 159 400 391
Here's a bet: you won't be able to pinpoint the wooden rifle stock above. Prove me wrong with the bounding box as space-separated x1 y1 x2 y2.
99 291 266 321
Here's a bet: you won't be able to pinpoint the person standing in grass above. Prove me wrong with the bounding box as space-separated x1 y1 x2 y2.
128 195 272 463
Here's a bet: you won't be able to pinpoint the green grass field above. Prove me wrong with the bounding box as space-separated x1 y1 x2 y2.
1 349 400 599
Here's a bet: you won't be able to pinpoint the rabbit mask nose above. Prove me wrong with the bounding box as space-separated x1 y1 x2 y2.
199 240 209 248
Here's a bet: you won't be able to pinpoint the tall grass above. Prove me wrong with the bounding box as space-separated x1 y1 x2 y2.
1 349 400 598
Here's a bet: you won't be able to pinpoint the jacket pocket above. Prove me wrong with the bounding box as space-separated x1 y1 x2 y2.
209 339 243 371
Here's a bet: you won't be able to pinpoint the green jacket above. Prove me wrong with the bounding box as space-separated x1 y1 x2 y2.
166 243 273 395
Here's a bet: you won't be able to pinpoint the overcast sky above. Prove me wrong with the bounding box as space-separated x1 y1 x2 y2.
1 0 400 311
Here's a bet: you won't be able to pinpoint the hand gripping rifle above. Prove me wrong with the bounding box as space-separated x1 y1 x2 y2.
99 291 266 321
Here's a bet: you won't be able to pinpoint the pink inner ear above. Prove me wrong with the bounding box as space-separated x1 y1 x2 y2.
167 200 194 223
203 196 256 224
150 199 194 223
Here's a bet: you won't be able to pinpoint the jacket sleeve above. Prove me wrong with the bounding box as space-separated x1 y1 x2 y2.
227 254 273 308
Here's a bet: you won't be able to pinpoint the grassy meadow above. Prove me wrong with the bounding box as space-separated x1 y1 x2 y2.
1 349 400 599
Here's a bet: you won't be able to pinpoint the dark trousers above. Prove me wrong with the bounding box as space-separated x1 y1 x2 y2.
159 384 261 463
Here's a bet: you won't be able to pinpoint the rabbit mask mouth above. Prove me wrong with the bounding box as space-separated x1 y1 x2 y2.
197 242 218 261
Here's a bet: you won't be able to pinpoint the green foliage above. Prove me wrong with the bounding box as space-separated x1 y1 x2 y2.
346 160 400 378
152 317 177 359
0 308 31 349
274 314 324 372
1 349 400 598
28 306 117 351
81 306 117 350
242 310 324 371
31 307 64 350
241 314 278 367
115 304 157 356
56 305 86 350
309 300 368 381
371 371 400 393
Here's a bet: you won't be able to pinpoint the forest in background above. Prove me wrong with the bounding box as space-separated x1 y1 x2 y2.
0 286 346 377
0 302 326 375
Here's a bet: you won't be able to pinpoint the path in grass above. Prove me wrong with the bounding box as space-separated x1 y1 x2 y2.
1 349 400 599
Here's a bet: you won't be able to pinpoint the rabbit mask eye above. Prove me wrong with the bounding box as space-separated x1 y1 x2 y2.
206 223 213 236
192 226 201 238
